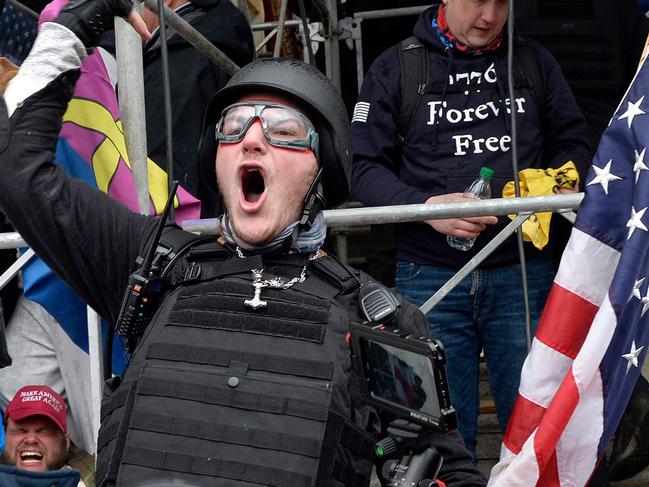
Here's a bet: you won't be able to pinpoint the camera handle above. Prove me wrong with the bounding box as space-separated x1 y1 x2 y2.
377 419 445 487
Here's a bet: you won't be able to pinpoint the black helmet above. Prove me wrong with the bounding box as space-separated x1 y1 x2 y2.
198 57 351 210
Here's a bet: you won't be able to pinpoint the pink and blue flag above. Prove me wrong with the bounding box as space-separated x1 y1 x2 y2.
489 54 649 485
22 0 201 373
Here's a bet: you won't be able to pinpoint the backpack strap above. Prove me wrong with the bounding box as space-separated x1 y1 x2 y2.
396 36 429 148
513 37 545 111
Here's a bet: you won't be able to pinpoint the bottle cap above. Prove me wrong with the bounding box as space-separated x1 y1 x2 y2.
479 166 494 180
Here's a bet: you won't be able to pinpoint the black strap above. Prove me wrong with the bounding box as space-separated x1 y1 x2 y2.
121 447 313 487
129 411 322 458
169 253 262 286
139 378 329 421
101 380 138 485
308 254 360 297
146 342 334 380
396 36 428 147
513 38 545 111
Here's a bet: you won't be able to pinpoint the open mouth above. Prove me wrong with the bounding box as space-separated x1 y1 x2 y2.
242 167 266 203
19 450 44 464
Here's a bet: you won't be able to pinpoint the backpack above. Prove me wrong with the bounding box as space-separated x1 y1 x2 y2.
395 35 545 147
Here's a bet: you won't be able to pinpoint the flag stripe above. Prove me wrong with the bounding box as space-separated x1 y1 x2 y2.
553 228 619 307
503 394 546 454
535 371 580 468
518 337 572 405
535 285 598 359
556 370 602 485
536 451 560 487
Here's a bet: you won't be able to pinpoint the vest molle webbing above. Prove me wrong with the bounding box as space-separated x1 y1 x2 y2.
96 238 377 486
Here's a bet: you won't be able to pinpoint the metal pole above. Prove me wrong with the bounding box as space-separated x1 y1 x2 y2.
115 13 150 216
273 0 289 58
251 19 301 31
256 28 280 52
0 233 26 250
0 195 582 246
141 0 240 76
155 0 176 219
354 32 364 93
420 213 531 315
86 306 103 453
507 0 532 350
296 0 315 65
180 193 583 234
352 5 427 21
323 194 582 226
323 0 341 91
0 248 34 291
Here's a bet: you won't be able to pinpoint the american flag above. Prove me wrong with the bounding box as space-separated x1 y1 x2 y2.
488 56 649 485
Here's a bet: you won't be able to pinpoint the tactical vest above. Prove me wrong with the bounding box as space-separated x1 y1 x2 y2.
96 233 378 486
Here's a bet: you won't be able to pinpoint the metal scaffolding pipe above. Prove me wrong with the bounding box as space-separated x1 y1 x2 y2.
420 213 531 314
0 233 26 250
141 0 240 76
0 194 582 248
181 193 583 234
324 194 582 226
0 249 34 291
251 19 301 31
309 0 330 30
353 5 427 21
115 15 150 215
273 0 290 58
323 0 341 91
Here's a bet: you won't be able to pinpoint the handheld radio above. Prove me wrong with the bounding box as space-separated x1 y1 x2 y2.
115 181 179 352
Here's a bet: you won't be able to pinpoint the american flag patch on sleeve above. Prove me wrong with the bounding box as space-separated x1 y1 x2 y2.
351 102 370 123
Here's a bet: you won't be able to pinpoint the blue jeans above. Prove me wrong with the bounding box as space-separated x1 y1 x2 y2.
395 258 554 460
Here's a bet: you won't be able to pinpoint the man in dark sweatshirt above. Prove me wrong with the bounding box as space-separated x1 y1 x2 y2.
350 0 591 460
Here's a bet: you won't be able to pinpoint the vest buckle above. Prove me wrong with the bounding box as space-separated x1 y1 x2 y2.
184 262 202 282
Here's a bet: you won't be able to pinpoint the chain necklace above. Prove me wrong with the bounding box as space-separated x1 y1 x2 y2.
237 247 320 309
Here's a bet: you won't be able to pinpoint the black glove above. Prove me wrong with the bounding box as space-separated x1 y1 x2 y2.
53 0 134 49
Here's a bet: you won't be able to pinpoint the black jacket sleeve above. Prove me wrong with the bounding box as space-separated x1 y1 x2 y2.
0 72 157 325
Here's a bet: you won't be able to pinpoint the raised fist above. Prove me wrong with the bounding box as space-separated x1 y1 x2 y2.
53 0 137 49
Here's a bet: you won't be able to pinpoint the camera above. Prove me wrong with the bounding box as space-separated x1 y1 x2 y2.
349 323 457 433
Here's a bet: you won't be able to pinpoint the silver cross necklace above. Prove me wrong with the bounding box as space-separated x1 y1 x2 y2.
238 247 320 310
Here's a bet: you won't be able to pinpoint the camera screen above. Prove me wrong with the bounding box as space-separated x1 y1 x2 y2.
360 338 441 418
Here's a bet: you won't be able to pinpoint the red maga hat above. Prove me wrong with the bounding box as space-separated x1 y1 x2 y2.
4 385 67 434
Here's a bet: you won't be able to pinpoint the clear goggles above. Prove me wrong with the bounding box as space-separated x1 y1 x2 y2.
215 102 319 152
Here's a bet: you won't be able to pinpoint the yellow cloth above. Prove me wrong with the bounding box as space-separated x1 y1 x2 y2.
502 161 579 250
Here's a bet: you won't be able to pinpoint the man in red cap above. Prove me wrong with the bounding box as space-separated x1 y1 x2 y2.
2 385 71 473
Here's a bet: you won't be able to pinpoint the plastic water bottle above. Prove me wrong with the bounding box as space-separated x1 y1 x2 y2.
447 166 495 251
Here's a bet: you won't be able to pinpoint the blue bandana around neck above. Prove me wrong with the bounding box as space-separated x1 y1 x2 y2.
218 212 326 255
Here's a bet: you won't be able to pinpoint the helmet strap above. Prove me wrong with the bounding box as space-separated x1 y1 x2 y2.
291 167 325 250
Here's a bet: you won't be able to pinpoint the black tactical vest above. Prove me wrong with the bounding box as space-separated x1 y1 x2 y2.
96 235 380 486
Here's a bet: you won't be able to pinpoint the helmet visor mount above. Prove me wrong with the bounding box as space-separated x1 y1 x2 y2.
215 102 320 152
